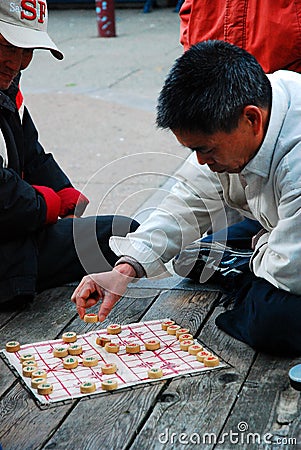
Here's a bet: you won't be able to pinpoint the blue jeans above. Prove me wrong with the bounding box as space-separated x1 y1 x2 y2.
203 217 262 249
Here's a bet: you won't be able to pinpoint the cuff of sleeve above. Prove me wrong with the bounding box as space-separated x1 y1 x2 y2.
251 228 268 250
115 256 146 279
32 185 61 224
109 236 169 278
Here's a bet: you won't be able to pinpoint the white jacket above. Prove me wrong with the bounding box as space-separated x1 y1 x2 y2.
110 70 301 294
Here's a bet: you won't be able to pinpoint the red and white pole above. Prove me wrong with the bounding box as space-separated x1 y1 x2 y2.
95 0 116 38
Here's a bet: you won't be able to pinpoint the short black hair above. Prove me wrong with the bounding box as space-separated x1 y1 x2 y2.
156 40 272 134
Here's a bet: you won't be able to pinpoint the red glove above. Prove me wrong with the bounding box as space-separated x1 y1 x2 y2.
32 185 61 224
57 187 89 218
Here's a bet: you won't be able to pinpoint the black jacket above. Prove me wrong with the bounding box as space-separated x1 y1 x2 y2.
0 75 73 302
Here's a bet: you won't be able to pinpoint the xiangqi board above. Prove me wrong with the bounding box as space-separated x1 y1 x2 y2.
1 319 226 406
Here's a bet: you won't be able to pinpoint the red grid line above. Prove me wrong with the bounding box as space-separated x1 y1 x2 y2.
18 343 74 398
141 322 199 373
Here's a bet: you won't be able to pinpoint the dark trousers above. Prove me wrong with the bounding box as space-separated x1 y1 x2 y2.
207 218 301 356
37 215 139 291
1 215 139 310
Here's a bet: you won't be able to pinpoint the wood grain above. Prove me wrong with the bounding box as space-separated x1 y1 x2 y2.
41 384 165 450
130 305 255 450
1 283 301 450
0 383 72 450
215 354 301 450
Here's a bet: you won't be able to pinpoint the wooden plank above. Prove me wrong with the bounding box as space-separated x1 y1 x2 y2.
0 309 21 328
0 287 76 348
0 359 17 397
196 306 255 369
0 288 159 390
37 288 221 450
63 288 162 336
40 384 164 450
0 292 38 328
0 287 162 450
0 287 77 397
130 305 256 450
0 286 161 348
0 383 73 450
1 285 234 450
130 371 244 450
215 354 301 450
141 289 221 334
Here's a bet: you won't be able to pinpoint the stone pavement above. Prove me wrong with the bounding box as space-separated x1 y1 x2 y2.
21 6 190 220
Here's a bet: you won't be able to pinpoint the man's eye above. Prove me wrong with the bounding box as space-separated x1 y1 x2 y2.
0 44 14 51
0 41 13 47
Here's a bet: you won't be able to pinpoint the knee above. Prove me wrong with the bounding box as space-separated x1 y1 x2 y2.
93 215 139 241
110 215 139 236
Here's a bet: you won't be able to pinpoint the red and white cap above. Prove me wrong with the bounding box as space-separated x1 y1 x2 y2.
0 0 63 60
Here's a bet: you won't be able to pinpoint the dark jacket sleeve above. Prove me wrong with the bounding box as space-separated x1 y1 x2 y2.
0 159 48 237
0 105 73 236
22 106 73 191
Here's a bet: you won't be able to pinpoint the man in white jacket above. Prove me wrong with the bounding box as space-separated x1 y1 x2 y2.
72 40 301 355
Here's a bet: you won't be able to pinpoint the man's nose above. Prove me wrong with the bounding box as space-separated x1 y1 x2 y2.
196 151 214 165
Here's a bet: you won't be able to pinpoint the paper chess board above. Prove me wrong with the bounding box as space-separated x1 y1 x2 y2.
1 320 225 406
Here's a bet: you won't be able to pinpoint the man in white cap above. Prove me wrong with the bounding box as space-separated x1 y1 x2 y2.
0 0 63 64
0 1 138 308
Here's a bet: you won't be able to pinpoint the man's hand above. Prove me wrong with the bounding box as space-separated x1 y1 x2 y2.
71 264 137 322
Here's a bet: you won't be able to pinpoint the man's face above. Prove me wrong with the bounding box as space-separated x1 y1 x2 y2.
0 35 33 90
173 107 267 173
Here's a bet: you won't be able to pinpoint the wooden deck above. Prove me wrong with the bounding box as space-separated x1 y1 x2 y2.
0 276 300 450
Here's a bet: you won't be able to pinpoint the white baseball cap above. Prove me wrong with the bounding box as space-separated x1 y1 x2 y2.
0 0 63 60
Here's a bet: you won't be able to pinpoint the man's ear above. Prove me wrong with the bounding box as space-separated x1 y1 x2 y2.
243 105 264 135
